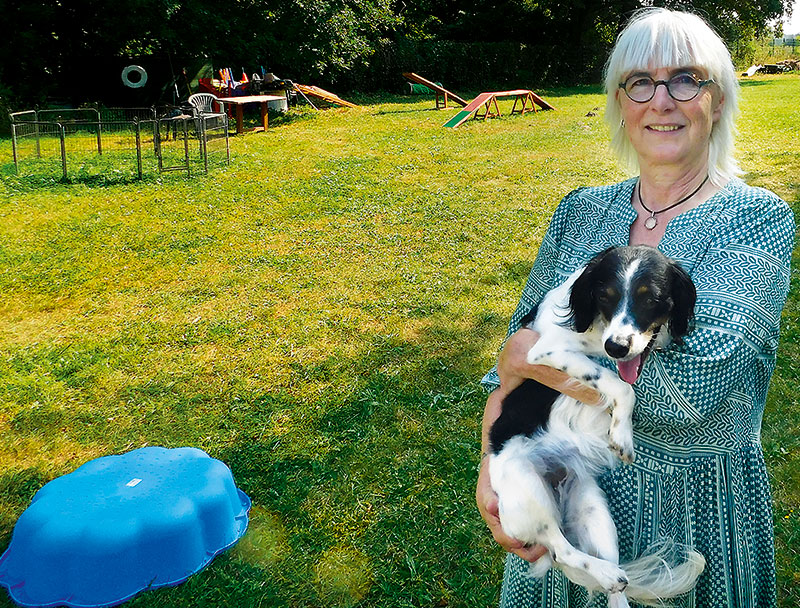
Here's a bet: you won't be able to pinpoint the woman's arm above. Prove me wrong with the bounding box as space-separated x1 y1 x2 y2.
476 388 549 562
496 329 605 405
476 328 604 562
633 199 794 427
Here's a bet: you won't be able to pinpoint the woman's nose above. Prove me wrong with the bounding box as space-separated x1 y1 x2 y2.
649 81 676 109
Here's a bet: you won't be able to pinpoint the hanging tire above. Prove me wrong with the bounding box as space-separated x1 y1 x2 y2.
121 65 148 88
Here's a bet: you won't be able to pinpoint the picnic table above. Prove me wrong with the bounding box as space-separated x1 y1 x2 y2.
216 95 285 134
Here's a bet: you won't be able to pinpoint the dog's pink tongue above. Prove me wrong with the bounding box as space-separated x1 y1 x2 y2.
617 355 642 385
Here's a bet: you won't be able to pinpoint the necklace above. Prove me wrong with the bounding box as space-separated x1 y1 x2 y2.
637 175 709 230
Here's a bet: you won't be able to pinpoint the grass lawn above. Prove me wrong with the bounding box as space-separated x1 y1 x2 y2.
0 74 798 608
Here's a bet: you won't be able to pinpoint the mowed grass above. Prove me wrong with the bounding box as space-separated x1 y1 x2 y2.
0 74 798 607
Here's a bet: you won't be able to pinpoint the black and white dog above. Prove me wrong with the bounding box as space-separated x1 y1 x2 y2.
489 245 705 608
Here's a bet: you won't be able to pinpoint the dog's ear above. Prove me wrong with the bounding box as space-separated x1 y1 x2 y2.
569 248 613 333
668 262 696 340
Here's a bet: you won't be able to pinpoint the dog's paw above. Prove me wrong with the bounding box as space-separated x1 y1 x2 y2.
607 422 635 463
591 561 629 594
525 347 551 367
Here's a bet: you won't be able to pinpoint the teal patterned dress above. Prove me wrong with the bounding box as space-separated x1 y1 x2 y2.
481 178 795 608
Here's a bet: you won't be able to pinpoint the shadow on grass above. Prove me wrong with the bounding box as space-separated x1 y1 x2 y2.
210 316 503 607
0 161 231 191
738 79 774 87
373 105 444 115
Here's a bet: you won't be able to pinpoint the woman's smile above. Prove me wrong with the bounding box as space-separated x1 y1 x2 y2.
647 124 682 132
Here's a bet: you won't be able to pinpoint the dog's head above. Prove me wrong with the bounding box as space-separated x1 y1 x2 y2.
568 245 696 383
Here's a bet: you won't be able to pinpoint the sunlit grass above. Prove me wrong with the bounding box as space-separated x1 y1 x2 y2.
0 75 798 607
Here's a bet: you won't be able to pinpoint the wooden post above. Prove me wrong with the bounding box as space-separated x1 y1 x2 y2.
260 102 268 131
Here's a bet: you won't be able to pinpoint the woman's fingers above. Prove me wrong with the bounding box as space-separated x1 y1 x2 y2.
476 460 550 563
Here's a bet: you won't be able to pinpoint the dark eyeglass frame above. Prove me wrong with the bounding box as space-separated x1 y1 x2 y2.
618 73 715 103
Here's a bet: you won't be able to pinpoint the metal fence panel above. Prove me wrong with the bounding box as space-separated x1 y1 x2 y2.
11 121 67 179
7 106 230 182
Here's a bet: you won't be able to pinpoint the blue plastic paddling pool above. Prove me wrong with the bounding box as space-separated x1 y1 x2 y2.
0 447 250 607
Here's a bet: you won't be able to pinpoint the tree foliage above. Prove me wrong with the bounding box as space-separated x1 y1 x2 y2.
0 0 793 107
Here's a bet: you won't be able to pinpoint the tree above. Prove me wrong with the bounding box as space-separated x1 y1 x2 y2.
0 0 794 107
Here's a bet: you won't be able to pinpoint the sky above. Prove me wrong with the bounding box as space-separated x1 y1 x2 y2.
784 1 800 35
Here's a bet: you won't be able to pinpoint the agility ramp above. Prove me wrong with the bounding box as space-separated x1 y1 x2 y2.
443 89 555 128
402 72 468 109
294 84 358 108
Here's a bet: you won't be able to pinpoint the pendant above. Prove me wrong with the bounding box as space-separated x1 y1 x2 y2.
644 215 658 230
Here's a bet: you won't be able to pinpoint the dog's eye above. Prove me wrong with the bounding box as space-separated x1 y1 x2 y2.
598 288 617 304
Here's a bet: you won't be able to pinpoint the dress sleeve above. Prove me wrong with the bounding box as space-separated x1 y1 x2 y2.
480 188 583 391
633 196 796 428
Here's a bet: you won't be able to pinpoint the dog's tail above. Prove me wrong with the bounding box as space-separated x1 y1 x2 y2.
621 540 706 606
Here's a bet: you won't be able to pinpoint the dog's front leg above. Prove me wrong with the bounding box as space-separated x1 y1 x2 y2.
605 390 635 463
526 344 636 463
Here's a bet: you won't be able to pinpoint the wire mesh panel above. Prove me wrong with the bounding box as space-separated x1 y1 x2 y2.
135 119 160 177
7 106 230 181
101 107 157 122
11 121 67 180
154 116 192 175
199 114 230 172
37 108 100 123
62 120 146 180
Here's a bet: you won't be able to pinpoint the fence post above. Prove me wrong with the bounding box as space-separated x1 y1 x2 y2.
58 123 67 181
11 122 19 173
34 109 41 159
95 105 103 155
182 118 190 177
135 118 143 179
156 119 164 173
201 117 209 174
225 119 230 165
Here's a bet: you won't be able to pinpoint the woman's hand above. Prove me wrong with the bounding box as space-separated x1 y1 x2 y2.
476 453 548 562
477 388 548 562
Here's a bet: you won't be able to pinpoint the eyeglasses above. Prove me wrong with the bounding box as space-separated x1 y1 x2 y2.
619 72 714 103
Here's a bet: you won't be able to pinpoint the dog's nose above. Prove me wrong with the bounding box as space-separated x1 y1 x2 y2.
604 338 630 359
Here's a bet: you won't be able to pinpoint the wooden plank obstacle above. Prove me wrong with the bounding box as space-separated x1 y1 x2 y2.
443 89 555 128
402 72 468 109
294 84 358 108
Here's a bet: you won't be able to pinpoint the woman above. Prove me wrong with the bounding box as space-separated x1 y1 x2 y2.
476 8 795 608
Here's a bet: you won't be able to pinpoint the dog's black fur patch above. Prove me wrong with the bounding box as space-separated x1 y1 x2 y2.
489 379 560 454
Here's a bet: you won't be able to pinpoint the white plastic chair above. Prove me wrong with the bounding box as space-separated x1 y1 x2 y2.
188 93 222 116
187 93 227 133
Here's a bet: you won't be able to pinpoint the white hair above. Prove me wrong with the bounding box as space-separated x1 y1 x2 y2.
603 8 740 186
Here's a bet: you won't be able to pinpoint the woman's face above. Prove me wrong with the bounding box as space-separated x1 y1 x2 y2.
617 66 723 173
